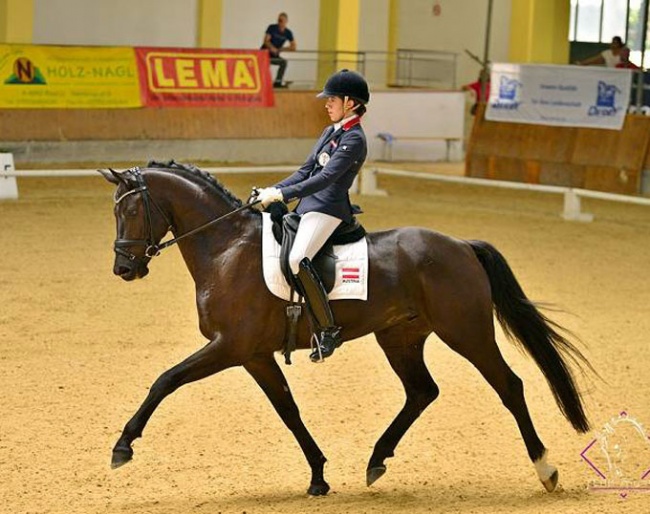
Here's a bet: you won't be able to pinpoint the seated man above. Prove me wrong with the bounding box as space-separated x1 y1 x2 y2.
261 12 296 88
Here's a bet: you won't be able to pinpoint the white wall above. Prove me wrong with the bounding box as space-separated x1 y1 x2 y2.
220 0 320 50
397 0 511 88
363 91 465 161
30 0 512 89
359 0 390 52
32 0 199 47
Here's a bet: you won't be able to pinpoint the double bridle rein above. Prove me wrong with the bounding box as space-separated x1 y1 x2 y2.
113 167 259 261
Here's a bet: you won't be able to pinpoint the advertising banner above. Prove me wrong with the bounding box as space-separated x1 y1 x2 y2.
486 63 632 130
0 44 140 108
135 47 274 107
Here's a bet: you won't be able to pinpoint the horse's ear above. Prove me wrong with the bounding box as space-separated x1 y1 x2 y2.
98 168 125 185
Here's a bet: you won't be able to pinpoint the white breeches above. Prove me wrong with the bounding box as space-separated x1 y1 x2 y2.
289 211 342 274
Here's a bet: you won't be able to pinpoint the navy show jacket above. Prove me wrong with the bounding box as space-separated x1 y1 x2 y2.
275 119 367 223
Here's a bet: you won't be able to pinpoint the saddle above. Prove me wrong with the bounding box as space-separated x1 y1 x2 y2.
266 203 366 293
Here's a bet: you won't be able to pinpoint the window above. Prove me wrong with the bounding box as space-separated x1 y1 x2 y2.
570 0 647 67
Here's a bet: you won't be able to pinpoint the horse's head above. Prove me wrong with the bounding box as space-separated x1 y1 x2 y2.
99 167 172 281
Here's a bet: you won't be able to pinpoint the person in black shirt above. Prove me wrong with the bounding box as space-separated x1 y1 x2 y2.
261 12 296 88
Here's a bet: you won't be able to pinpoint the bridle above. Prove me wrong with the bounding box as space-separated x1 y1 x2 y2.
113 167 259 261
113 168 172 261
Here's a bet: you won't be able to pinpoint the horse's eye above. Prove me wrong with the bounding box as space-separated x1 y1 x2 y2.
125 208 138 217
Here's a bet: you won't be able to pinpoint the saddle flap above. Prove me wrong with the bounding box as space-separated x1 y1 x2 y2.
279 213 335 292
261 213 368 302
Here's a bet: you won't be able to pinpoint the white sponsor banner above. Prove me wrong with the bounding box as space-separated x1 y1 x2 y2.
486 63 632 130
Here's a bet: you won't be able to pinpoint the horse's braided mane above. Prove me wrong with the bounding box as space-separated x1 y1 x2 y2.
146 159 244 208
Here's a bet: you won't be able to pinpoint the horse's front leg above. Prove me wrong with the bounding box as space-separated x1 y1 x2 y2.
111 337 241 468
244 354 329 496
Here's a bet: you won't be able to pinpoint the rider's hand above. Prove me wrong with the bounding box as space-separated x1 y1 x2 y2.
256 187 284 208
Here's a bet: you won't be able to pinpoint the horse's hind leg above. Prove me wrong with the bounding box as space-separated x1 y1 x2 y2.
367 327 439 486
244 354 329 496
111 337 241 468
445 331 558 491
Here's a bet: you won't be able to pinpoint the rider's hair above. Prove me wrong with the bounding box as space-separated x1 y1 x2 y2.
343 97 366 117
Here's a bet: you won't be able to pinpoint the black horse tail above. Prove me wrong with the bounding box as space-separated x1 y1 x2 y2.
468 240 591 433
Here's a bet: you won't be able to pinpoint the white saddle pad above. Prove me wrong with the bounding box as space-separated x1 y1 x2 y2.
261 212 368 301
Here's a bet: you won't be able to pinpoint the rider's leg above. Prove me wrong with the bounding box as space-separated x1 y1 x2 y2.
289 212 342 362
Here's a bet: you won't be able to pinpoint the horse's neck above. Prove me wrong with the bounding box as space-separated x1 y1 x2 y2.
154 172 259 279
177 214 259 278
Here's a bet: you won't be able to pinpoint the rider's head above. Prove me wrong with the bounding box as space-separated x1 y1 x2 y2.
317 69 370 121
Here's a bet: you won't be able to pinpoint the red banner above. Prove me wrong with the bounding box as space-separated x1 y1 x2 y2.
135 47 274 107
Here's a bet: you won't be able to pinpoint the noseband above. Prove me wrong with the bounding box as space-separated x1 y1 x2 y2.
113 167 260 261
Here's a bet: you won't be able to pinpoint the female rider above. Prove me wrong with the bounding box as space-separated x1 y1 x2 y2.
255 69 369 362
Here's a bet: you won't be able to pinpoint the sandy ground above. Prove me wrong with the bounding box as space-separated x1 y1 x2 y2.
1 166 649 514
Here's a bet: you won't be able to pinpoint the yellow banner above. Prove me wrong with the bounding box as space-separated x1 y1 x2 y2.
0 44 141 108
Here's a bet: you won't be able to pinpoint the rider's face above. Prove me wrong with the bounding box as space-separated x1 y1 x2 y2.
325 96 354 122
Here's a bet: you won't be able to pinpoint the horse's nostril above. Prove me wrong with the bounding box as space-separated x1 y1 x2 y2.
114 265 131 276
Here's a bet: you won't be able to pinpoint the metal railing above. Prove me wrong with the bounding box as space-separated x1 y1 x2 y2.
278 49 457 90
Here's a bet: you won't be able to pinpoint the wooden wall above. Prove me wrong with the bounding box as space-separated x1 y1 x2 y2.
0 91 329 141
465 104 650 195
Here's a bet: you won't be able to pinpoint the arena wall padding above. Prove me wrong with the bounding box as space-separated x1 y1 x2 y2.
466 103 650 195
0 91 328 142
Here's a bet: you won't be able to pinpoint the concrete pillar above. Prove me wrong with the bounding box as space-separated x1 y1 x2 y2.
317 0 360 85
0 0 33 43
509 0 570 64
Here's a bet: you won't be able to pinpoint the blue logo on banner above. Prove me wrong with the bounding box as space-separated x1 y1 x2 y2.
491 76 522 110
588 81 621 116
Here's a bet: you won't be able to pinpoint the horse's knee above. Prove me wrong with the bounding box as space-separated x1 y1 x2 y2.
411 381 440 411
150 371 177 396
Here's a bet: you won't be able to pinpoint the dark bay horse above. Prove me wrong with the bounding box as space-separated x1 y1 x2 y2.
99 161 592 496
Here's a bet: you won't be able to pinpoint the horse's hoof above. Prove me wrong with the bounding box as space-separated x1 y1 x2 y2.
541 469 559 492
111 446 133 469
307 482 330 496
366 465 387 486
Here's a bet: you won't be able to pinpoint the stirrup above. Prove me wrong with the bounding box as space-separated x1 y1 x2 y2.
309 326 342 363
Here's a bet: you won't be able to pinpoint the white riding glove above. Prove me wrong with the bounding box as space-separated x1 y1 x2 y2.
256 187 284 208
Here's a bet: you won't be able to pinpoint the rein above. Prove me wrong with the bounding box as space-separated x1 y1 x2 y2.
113 167 260 260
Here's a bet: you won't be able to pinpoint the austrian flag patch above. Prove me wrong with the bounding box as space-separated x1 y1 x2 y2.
341 267 361 283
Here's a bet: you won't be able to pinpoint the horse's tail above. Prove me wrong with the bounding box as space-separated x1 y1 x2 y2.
468 240 591 433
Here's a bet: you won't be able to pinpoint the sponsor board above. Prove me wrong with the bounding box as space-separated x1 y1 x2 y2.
486 63 632 130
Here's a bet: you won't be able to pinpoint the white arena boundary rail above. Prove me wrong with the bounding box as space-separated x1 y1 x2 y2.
360 166 650 223
3 160 650 223
0 161 297 201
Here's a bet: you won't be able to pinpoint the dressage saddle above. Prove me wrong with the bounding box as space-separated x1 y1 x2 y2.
266 203 366 293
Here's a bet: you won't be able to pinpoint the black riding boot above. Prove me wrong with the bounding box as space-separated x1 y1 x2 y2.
295 258 342 362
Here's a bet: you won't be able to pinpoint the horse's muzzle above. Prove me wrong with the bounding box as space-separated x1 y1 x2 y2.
113 257 149 281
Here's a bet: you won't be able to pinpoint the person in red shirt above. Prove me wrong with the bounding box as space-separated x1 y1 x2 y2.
462 68 491 116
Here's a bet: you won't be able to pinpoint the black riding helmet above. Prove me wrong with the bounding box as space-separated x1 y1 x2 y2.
317 69 370 105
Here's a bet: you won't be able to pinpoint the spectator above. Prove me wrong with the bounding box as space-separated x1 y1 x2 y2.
462 68 491 116
261 12 296 88
576 36 631 68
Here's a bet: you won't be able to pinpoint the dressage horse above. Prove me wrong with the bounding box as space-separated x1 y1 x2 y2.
99 161 592 495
